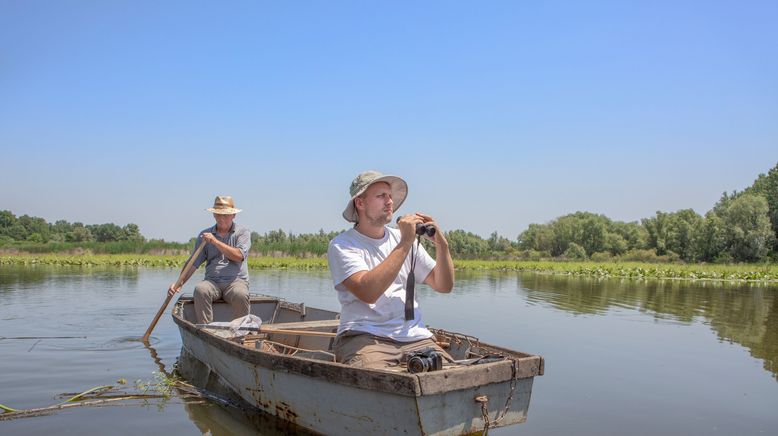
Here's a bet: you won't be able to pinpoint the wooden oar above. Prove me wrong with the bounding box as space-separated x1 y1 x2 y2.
195 324 337 338
142 241 207 342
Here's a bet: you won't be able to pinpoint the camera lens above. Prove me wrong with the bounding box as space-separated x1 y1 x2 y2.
407 355 429 374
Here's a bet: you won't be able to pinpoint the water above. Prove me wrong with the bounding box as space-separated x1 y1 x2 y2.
1 265 776 435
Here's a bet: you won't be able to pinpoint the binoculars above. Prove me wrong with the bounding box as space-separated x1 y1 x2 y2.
415 223 436 238
396 216 436 238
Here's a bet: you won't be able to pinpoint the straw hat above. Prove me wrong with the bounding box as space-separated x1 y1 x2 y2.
206 196 242 215
342 171 407 222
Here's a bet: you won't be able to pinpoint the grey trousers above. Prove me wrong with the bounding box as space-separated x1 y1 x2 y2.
193 279 250 324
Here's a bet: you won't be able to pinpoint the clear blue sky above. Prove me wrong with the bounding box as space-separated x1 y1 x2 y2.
1 1 776 242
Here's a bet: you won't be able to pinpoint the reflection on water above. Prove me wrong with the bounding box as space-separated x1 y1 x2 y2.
175 349 316 436
515 273 778 379
0 265 140 300
1 265 776 436
139 343 314 436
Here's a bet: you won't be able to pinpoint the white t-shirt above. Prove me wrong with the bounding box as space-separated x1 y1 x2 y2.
327 227 437 342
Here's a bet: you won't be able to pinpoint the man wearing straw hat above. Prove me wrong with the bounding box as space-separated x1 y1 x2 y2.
168 196 251 324
327 171 455 369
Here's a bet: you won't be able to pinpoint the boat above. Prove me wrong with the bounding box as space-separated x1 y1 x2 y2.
172 295 544 435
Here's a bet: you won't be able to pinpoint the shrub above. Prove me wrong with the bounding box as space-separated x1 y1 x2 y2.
619 248 662 263
563 242 587 260
590 251 614 262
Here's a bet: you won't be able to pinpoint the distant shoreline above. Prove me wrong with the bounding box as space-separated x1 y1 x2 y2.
1 254 775 283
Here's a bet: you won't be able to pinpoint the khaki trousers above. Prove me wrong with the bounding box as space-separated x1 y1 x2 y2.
193 279 250 324
333 330 452 369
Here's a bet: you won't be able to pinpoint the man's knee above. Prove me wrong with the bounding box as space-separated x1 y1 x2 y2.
193 282 216 301
224 281 249 301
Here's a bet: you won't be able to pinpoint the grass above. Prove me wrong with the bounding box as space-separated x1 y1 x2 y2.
1 254 776 282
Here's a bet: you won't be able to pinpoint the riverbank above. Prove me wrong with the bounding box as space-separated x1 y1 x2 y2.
2 254 776 282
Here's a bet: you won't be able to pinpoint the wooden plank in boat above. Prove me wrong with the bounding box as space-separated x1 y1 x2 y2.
417 361 515 395
262 319 340 331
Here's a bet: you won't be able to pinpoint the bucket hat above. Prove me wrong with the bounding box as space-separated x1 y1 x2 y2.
206 196 242 215
342 171 407 222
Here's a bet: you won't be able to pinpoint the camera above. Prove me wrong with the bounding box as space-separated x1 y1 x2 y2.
406 347 444 373
415 223 436 238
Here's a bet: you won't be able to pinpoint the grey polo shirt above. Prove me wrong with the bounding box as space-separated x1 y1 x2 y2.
190 222 251 284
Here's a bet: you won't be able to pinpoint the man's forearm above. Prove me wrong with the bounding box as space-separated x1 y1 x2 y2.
345 242 412 304
428 239 455 292
211 240 244 262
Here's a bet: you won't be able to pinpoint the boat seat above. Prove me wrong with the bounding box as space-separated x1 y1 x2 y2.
261 319 340 332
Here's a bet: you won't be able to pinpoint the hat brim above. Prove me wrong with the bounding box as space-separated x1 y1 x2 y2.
342 175 408 222
206 208 242 215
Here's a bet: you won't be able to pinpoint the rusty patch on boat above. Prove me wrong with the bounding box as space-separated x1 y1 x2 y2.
246 368 272 409
275 401 299 423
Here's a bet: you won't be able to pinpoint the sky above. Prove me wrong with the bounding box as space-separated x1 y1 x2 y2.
1 1 776 242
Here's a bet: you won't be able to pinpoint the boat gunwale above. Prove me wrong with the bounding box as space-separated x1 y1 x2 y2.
172 296 543 397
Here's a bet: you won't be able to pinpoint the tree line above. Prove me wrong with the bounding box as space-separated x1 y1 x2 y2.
0 212 145 244
515 162 777 263
2 162 776 262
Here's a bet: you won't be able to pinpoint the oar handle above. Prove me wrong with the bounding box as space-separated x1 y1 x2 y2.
142 240 207 342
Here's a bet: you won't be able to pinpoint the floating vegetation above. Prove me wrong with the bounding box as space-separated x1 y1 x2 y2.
454 260 778 282
0 372 207 421
0 255 328 270
1 255 775 282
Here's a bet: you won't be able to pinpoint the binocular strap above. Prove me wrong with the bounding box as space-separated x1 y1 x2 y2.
405 237 419 321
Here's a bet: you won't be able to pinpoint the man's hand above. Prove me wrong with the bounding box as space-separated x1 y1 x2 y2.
167 282 181 297
200 231 244 262
415 213 448 247
396 214 423 246
413 212 454 293
202 232 217 245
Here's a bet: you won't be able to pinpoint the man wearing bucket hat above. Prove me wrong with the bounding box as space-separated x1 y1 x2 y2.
168 196 251 324
327 171 455 369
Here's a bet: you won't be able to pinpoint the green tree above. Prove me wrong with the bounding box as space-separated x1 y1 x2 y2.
67 223 94 242
604 232 628 255
643 212 670 255
611 221 647 251
579 216 606 255
745 162 778 251
0 210 16 229
88 223 126 242
487 231 514 256
693 212 726 262
51 219 73 239
644 209 703 261
3 224 28 240
123 223 145 242
18 215 50 242
721 194 774 262
446 229 489 259
517 223 554 253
